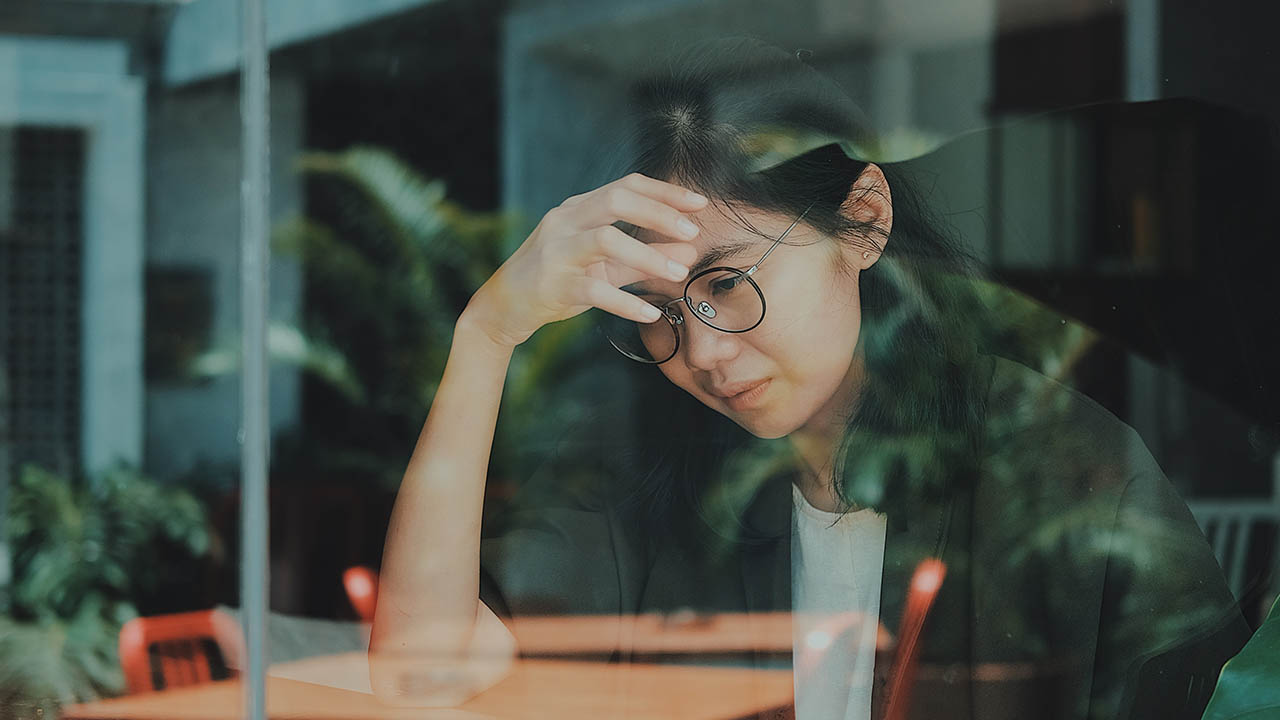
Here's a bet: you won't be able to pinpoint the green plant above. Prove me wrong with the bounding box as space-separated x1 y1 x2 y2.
207 146 615 492
1202 596 1280 720
0 464 210 717
209 145 1099 501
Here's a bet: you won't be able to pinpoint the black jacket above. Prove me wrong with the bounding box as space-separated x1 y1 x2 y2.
479 356 1250 720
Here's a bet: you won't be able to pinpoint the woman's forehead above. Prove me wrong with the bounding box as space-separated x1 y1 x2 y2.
640 211 774 277
623 205 821 297
693 203 787 235
639 203 799 245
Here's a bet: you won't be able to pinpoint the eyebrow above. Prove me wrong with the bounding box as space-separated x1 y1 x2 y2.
621 240 755 296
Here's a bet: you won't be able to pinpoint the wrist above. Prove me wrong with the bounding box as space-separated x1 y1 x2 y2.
456 301 518 359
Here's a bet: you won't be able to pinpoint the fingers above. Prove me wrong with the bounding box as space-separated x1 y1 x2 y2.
648 241 699 268
577 226 690 283
583 187 701 241
597 240 699 290
560 174 707 241
568 276 665 324
510 174 707 332
616 172 708 211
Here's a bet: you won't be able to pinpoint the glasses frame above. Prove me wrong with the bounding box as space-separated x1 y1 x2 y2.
607 202 814 364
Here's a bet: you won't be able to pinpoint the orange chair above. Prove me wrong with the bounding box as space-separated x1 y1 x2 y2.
118 609 243 694
343 566 379 623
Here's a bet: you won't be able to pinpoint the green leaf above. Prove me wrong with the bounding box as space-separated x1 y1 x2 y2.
1201 598 1280 720
2 462 211 707
187 322 367 403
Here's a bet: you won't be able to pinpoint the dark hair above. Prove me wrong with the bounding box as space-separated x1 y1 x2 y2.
601 37 994 545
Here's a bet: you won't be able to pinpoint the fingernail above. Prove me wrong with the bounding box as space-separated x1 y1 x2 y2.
677 219 699 238
686 191 708 205
667 260 689 281
642 305 663 322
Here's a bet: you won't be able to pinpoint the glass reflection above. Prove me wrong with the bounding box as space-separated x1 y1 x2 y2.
2 1 1276 719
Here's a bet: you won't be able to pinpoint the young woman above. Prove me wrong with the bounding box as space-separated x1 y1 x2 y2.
370 38 1249 720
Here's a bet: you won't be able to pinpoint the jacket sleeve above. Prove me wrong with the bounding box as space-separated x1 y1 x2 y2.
1091 468 1252 720
977 357 1252 719
479 501 624 620
475 427 650 634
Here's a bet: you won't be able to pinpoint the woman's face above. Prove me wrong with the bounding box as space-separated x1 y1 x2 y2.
634 206 871 440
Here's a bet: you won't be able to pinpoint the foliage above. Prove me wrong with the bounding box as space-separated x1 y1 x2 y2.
212 146 615 491
261 144 1106 495
1202 596 1280 720
174 141 1259 715
0 464 210 717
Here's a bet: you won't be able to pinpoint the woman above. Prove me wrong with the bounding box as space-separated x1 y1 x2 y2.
370 38 1249 719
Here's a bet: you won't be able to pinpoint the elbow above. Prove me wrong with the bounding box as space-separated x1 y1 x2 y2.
367 610 517 708
368 647 499 708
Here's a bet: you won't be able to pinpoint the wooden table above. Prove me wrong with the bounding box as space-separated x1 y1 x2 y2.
508 611 797 656
62 650 794 719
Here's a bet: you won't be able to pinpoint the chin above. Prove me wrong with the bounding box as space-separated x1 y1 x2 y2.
725 412 800 440
747 426 790 440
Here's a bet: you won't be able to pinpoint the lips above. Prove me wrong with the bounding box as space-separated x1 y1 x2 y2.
720 378 772 411
711 379 770 398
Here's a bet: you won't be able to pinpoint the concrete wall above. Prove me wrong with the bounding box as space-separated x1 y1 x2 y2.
144 71 303 481
163 0 442 86
0 35 146 476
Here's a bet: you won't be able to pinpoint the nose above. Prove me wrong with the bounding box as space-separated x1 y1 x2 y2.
678 310 742 371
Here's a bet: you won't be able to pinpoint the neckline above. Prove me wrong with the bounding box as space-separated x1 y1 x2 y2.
791 482 882 523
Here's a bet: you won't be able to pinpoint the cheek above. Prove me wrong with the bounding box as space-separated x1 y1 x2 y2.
807 275 864 374
653 270 864 434
759 274 863 420
758 272 862 368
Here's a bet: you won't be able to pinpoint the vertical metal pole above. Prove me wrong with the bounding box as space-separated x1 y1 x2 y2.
240 0 270 717
1126 0 1161 102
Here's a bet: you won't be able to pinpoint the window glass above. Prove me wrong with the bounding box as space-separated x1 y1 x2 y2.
4 1 1277 719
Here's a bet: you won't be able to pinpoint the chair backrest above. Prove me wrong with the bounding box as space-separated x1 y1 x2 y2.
1187 461 1280 605
343 566 379 623
1190 503 1274 599
118 609 243 694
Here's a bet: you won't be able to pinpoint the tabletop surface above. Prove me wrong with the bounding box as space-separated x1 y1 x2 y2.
61 651 795 720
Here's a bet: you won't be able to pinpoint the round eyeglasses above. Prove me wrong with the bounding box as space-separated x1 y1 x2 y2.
600 204 813 364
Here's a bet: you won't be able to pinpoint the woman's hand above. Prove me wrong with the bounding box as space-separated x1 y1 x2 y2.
463 173 706 348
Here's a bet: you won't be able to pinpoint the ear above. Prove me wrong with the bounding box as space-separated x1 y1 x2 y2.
837 163 892 269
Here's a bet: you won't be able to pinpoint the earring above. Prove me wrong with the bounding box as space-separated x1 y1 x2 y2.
862 251 870 259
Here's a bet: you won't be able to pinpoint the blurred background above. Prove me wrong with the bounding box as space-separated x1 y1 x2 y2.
1 0 1278 713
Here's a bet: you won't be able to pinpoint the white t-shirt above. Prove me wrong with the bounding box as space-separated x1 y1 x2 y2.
791 482 888 720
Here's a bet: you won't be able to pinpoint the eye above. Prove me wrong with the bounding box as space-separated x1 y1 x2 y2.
710 274 745 295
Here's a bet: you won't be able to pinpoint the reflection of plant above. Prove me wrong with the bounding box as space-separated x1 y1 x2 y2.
1203 596 1280 720
252 146 611 490
0 464 210 716
971 277 1100 386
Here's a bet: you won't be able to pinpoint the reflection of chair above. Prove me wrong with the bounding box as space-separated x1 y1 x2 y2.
1187 458 1280 608
343 566 379 623
118 609 243 694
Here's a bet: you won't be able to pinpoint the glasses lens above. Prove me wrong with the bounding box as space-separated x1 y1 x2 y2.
599 308 678 363
685 269 764 331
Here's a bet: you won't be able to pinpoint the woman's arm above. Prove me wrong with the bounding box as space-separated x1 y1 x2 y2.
368 310 518 705
367 173 706 706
